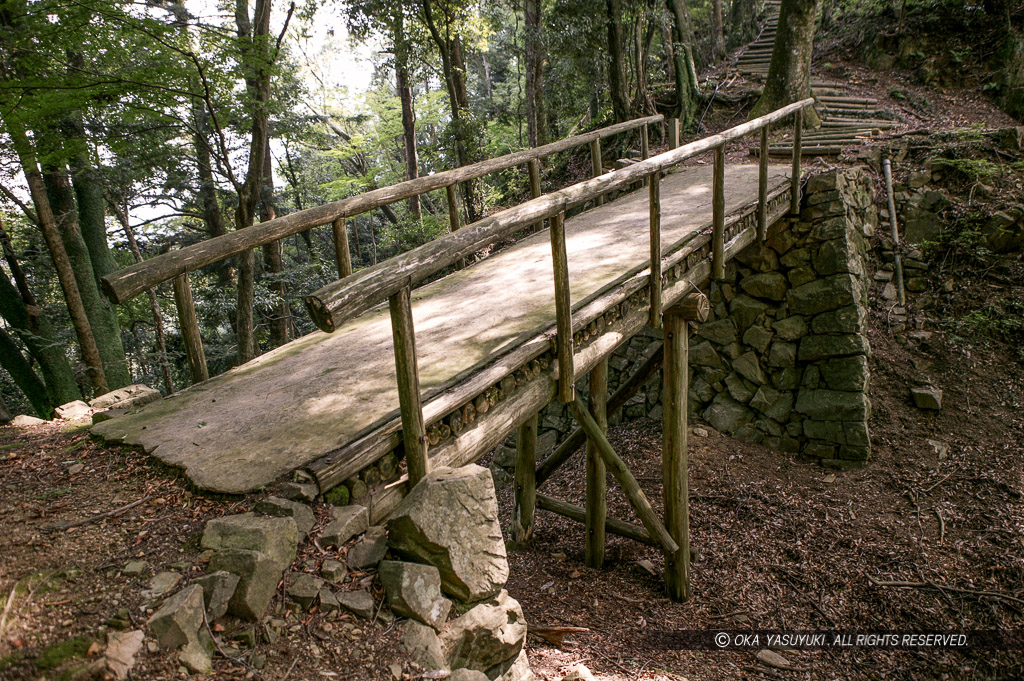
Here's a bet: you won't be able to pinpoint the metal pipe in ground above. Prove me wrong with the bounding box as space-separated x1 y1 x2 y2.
882 159 906 305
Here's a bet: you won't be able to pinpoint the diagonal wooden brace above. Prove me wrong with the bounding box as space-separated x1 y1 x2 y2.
569 394 679 555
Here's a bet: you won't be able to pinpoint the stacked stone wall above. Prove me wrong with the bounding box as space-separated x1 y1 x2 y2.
511 168 878 473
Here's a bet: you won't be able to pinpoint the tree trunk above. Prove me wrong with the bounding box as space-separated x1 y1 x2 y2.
606 0 631 123
64 114 118 289
0 327 52 418
6 123 107 394
234 0 275 365
0 395 10 424
422 0 477 222
0 265 81 409
395 12 421 219
711 0 726 61
524 0 545 147
749 0 822 126
260 138 290 347
44 167 132 389
728 0 760 49
665 0 699 129
107 200 175 394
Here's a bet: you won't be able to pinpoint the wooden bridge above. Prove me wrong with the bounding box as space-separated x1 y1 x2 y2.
94 99 816 600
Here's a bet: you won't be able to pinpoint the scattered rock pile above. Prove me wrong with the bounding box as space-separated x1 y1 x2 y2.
135 463 532 678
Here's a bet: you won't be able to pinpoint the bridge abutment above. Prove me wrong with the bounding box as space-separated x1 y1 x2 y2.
524 168 878 470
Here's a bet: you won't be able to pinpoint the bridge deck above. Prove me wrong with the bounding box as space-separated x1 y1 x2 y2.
93 164 792 494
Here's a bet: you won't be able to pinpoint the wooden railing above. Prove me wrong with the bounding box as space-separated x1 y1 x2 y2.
100 114 663 383
305 98 814 486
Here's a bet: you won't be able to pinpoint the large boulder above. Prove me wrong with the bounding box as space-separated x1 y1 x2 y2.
443 590 527 672
387 465 508 602
380 560 452 630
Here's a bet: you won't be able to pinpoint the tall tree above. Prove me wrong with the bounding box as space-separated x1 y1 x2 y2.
421 0 479 220
606 0 631 122
524 0 546 147
665 0 699 129
711 0 726 61
749 0 821 125
0 219 81 408
394 9 422 218
728 0 761 49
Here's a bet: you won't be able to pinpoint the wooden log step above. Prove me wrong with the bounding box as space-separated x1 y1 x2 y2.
766 146 843 156
817 95 878 105
821 119 894 128
818 107 882 117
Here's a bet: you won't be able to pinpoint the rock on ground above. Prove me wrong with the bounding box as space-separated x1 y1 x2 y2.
55 400 91 420
338 588 375 619
347 526 388 569
89 384 161 411
379 560 451 630
200 513 298 571
401 620 448 671
321 505 369 547
443 590 527 672
208 549 280 620
147 584 204 649
254 496 316 536
192 571 239 621
104 629 144 680
387 465 509 602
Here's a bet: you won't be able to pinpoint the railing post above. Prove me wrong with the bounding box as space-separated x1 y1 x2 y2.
389 284 429 486
590 139 603 207
641 123 650 160
668 118 679 150
549 211 574 404
649 171 662 329
790 108 803 215
712 144 726 281
332 217 353 278
172 271 209 383
758 127 769 242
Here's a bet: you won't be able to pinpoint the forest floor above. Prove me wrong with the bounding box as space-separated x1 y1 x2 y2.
2 61 1024 681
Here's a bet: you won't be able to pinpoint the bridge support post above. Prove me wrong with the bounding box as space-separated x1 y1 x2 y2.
514 412 538 542
758 128 769 241
172 272 209 383
585 357 608 568
663 290 709 602
389 284 429 486
590 139 604 207
790 109 803 215
332 217 353 278
712 145 726 281
570 394 678 555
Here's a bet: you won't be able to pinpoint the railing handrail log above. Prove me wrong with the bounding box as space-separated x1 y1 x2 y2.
100 115 663 304
306 99 814 332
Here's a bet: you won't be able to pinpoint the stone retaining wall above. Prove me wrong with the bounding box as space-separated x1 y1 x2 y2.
521 168 877 471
